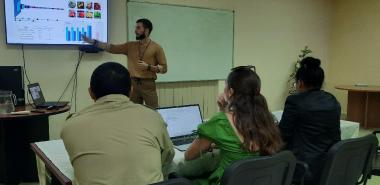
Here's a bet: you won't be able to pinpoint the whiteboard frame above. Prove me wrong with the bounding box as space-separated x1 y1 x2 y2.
126 0 235 82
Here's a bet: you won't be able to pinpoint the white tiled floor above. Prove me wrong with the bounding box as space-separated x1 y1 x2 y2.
367 177 380 185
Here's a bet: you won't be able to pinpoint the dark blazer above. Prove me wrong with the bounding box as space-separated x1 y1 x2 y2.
279 89 341 184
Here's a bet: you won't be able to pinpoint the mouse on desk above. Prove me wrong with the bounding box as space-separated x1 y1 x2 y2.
46 106 58 110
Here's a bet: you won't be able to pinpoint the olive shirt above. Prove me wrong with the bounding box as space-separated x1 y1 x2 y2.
106 40 167 79
61 94 174 185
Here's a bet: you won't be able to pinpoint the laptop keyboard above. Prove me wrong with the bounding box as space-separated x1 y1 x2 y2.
175 144 191 151
172 135 197 146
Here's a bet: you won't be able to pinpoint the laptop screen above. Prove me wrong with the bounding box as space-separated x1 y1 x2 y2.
28 83 46 105
157 105 203 138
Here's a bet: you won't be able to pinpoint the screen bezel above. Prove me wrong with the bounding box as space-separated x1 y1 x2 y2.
27 83 46 106
157 104 204 138
3 0 109 45
156 104 204 122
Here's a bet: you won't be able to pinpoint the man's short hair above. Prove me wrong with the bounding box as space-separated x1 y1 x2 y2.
90 62 131 99
136 18 153 34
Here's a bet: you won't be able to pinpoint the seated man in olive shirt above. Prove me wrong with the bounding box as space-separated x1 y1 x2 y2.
61 62 174 185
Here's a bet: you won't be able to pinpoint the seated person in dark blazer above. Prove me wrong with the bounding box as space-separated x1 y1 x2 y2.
279 57 341 185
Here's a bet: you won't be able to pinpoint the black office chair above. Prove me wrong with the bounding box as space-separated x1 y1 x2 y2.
150 178 193 185
370 131 380 176
220 151 297 185
318 134 378 185
292 160 309 185
364 131 380 185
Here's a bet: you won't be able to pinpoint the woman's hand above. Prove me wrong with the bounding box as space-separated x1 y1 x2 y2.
217 93 228 112
208 143 217 152
184 138 213 161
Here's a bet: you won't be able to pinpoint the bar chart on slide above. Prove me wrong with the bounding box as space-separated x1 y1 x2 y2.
65 25 92 42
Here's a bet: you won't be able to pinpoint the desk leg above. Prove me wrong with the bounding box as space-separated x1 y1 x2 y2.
366 92 380 128
364 92 369 128
36 156 47 185
21 116 49 182
0 116 49 185
347 91 366 127
0 121 6 183
45 167 60 185
0 119 23 185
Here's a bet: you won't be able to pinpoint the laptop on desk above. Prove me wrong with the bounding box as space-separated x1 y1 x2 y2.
157 104 203 151
28 83 69 109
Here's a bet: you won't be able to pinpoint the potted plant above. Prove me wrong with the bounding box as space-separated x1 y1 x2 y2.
288 46 312 94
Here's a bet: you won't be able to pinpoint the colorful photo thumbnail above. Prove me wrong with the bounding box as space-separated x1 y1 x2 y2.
86 2 93 10
77 10 85 18
94 3 101 10
68 1 76 8
77 2 85 9
69 10 76 18
86 11 93 18
94 11 101 19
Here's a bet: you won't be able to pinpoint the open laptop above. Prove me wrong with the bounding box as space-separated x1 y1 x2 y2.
157 104 203 151
27 83 68 109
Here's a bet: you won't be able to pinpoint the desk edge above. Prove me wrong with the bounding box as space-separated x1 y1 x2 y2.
0 106 70 120
335 86 380 92
31 143 73 185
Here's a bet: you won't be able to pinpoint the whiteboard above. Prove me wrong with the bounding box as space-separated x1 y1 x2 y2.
127 1 234 82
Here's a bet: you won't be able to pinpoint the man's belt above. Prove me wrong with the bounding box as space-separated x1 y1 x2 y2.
131 77 155 81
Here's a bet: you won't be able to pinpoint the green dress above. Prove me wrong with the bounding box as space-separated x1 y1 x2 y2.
194 112 259 185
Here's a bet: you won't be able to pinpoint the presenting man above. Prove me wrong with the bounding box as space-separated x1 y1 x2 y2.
84 18 167 108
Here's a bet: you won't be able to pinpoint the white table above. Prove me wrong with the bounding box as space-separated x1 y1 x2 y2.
272 110 360 139
34 140 219 185
34 111 360 185
34 140 73 185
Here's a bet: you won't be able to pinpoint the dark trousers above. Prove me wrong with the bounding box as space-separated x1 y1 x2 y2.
130 78 158 109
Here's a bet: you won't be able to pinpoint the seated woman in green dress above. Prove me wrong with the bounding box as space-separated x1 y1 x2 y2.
184 66 284 185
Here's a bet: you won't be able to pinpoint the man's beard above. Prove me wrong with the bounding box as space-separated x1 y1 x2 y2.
136 34 146 40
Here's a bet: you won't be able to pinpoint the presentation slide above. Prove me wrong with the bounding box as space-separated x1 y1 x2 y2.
4 0 108 45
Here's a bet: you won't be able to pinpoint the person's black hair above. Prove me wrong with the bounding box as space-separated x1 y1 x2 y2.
136 18 153 34
295 57 325 89
90 62 131 99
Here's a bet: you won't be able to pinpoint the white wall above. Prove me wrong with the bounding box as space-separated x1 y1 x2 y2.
0 0 129 138
327 0 380 114
138 0 333 111
0 0 333 139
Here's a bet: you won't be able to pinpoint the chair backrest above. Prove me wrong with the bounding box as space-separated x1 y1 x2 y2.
150 178 193 185
220 151 296 185
319 134 378 185
372 131 380 174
